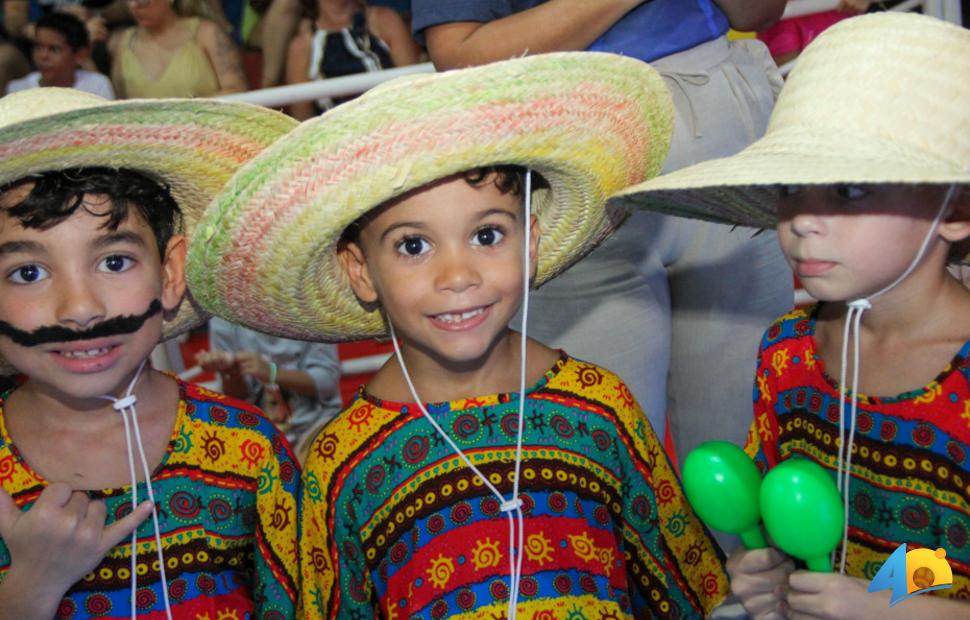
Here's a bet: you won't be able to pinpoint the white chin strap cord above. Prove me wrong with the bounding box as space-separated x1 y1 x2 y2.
387 171 533 620
100 359 173 620
834 184 956 574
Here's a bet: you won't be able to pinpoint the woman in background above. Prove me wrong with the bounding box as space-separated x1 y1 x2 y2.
109 0 246 98
284 0 419 119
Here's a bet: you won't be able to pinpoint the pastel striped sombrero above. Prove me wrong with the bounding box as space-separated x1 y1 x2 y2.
0 88 298 342
609 13 970 235
189 52 674 341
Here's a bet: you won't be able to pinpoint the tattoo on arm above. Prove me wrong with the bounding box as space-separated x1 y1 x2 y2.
207 24 247 93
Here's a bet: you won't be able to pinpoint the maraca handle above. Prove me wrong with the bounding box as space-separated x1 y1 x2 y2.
739 526 768 550
806 556 833 572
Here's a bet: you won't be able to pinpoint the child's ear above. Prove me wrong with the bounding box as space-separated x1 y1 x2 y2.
337 240 379 304
528 214 541 281
939 185 970 243
160 234 188 314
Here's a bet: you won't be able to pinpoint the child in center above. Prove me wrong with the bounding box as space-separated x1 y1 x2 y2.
612 12 970 619
189 52 729 618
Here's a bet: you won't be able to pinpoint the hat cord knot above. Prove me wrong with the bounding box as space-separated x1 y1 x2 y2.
100 359 173 620
833 183 956 573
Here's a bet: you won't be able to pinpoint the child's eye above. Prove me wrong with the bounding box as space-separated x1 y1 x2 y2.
99 255 135 273
8 264 49 284
472 226 505 247
835 184 869 200
396 236 430 257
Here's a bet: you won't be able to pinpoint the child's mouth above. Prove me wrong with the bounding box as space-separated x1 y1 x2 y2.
50 340 123 372
796 260 836 277
434 307 485 323
60 346 112 359
430 306 490 330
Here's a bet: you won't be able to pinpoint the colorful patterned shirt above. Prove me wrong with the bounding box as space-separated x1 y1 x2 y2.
746 306 970 597
300 353 727 619
0 379 300 619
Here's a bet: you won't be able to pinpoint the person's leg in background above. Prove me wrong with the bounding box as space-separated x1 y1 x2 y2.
657 38 793 554
522 207 680 437
257 0 301 87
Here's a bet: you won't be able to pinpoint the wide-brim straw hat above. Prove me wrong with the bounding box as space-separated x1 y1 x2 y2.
609 12 970 232
189 51 674 341
0 88 298 348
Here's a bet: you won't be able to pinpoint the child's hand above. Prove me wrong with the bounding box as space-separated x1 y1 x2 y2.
233 351 273 384
86 15 109 44
787 570 880 619
726 547 794 619
196 350 236 373
837 0 874 14
0 483 153 595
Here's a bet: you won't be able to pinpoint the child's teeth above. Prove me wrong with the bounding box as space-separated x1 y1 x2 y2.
439 308 483 322
62 347 108 358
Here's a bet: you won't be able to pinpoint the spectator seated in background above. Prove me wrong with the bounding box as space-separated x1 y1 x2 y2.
0 28 30 94
196 317 343 460
109 0 246 98
758 0 875 66
284 0 419 119
6 11 114 97
0 2 33 93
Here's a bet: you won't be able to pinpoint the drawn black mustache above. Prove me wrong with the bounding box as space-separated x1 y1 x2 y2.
0 299 162 348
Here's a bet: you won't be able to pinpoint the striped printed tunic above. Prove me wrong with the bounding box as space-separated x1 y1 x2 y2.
746 306 970 596
0 379 300 619
300 353 727 619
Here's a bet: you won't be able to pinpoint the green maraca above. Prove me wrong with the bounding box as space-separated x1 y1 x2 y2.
760 458 844 572
681 441 768 549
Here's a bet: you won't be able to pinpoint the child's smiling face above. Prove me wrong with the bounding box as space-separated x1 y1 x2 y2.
0 187 186 402
776 184 966 302
340 172 539 370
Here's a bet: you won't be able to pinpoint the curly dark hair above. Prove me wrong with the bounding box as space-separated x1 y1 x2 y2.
341 165 546 244
2 167 183 258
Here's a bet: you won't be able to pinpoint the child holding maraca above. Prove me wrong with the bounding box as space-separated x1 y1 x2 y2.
610 12 970 620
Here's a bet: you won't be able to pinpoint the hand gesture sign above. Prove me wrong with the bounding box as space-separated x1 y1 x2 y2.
0 483 153 618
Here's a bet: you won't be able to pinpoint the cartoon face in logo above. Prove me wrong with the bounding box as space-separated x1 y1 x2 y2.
904 547 953 594
869 543 953 606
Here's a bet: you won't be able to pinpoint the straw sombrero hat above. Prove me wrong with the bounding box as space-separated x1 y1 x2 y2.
189 51 674 341
0 88 298 348
609 12 970 231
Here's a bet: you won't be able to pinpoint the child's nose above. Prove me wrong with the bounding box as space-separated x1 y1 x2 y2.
787 210 826 237
56 274 107 328
434 248 482 293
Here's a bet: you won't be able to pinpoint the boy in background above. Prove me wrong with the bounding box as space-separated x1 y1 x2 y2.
6 11 114 98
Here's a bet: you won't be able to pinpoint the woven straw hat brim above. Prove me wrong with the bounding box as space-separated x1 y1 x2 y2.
190 52 674 341
611 13 970 232
0 89 297 370
611 125 970 230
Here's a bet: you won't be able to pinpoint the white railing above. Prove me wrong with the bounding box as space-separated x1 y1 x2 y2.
784 0 960 21
221 3 963 108
175 351 391 386
219 62 434 107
